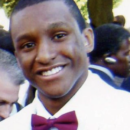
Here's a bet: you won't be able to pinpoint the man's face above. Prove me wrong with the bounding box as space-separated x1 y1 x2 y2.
112 38 130 77
11 1 93 99
0 72 19 121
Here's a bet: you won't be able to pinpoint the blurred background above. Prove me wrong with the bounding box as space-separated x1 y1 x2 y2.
0 0 130 30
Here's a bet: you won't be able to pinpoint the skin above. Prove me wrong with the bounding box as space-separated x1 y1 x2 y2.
95 38 130 78
0 71 19 121
109 38 130 77
11 1 94 114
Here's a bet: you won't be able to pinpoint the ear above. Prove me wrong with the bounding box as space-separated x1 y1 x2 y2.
82 28 94 53
15 51 21 69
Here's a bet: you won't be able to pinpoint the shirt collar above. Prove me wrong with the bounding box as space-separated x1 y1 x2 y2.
89 64 114 80
33 71 93 119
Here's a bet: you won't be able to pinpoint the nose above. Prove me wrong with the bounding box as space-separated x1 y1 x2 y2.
35 41 56 64
0 105 12 120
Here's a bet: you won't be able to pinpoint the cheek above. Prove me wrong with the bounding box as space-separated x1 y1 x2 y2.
60 40 85 58
119 56 128 65
17 54 32 75
72 42 87 63
64 43 86 69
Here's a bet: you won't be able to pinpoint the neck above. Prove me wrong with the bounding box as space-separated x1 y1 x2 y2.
38 71 88 115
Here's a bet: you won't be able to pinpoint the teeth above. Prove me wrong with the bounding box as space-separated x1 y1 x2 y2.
42 66 63 76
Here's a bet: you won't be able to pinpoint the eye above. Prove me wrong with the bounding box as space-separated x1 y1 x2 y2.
22 42 35 49
0 101 6 106
53 33 67 40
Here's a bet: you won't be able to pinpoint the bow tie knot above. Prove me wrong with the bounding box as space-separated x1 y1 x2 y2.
47 118 56 128
31 111 78 130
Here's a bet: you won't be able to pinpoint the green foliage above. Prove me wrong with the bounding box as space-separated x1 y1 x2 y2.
74 0 88 20
0 0 4 7
1 0 18 17
75 0 122 20
113 0 123 8
1 0 123 18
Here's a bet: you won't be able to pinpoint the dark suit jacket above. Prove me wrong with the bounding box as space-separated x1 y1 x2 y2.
15 102 23 112
89 68 123 90
121 77 130 92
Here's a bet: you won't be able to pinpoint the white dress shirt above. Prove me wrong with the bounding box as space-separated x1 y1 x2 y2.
18 80 30 107
0 71 130 130
89 64 125 87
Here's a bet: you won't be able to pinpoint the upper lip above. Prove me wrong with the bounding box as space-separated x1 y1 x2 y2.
35 64 66 75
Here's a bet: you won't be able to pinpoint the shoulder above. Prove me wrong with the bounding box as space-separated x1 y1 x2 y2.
87 70 130 110
0 103 34 130
85 71 130 129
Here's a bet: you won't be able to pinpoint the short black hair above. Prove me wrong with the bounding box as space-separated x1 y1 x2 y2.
10 0 86 32
0 34 15 55
0 28 8 37
0 49 25 85
89 23 130 63
113 15 126 26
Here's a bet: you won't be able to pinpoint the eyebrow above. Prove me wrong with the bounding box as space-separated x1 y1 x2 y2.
15 34 32 43
0 98 18 104
0 100 8 104
15 22 70 43
0 100 6 102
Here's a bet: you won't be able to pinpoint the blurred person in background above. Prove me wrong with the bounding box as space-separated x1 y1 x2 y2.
113 15 126 27
0 25 8 37
0 33 34 107
89 23 130 89
0 49 25 121
0 33 15 55
112 15 130 89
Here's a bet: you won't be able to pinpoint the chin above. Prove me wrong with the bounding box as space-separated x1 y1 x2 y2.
46 92 67 99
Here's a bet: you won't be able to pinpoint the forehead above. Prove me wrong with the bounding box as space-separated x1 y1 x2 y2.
15 0 70 18
0 72 19 91
120 38 130 48
116 38 130 53
11 1 77 38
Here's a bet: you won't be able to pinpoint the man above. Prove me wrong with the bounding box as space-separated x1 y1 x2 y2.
89 23 130 89
0 34 32 107
0 49 25 121
0 34 15 55
113 15 126 27
1 0 130 130
0 26 8 37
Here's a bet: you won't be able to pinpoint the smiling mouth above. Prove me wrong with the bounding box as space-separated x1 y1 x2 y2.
42 66 64 76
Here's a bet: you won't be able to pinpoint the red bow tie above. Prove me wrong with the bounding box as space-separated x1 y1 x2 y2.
31 111 78 130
